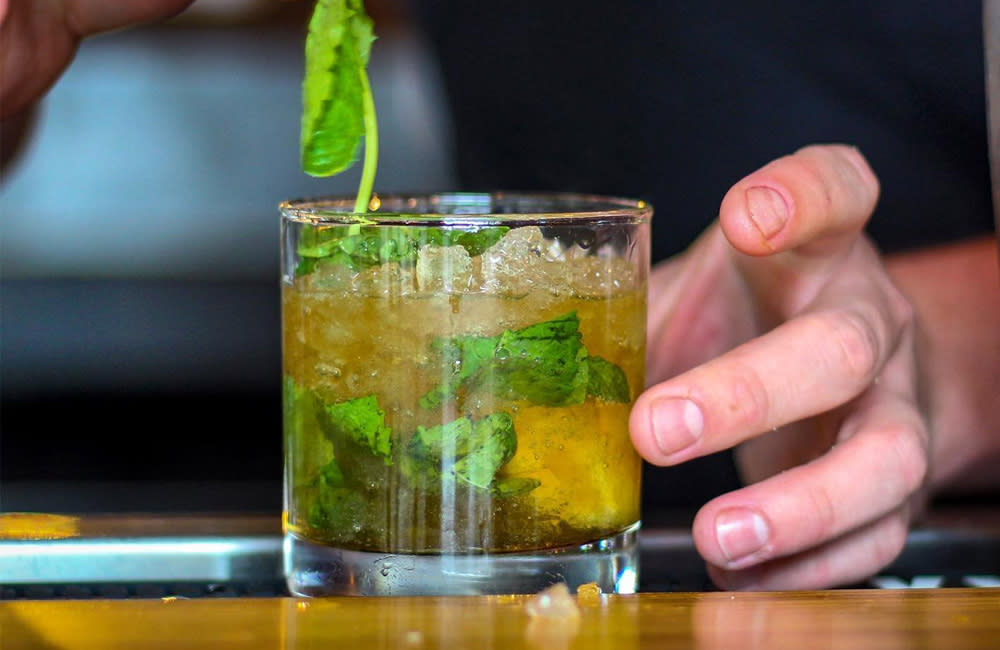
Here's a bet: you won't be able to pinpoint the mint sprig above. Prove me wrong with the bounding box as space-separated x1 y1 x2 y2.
301 0 378 214
420 312 632 408
295 225 510 276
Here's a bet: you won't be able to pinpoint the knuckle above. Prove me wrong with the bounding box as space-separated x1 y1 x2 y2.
884 422 930 494
720 362 772 431
835 145 881 207
822 309 882 385
884 282 916 329
788 153 834 208
872 514 909 567
795 144 881 215
803 482 839 542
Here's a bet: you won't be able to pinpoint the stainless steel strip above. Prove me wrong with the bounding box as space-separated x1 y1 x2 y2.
0 536 283 584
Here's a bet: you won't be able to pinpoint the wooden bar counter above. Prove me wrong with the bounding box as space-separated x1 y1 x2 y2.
3 588 999 649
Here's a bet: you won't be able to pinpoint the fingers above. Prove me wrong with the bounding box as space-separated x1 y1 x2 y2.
645 227 757 385
631 251 906 464
718 144 880 257
65 0 195 37
688 370 928 588
705 507 913 590
692 401 926 571
1 0 194 120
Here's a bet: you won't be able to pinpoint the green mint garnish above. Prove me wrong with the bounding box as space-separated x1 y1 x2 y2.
284 376 336 487
419 312 631 408
322 394 393 463
403 413 518 491
301 0 378 214
583 355 632 403
490 476 541 499
318 458 347 488
295 225 510 277
308 485 367 531
420 333 498 409
491 312 589 406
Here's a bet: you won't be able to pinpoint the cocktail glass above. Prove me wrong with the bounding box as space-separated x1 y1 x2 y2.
281 192 652 596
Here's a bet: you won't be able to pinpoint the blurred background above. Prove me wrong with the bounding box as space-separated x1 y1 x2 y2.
3 0 994 516
1 0 456 512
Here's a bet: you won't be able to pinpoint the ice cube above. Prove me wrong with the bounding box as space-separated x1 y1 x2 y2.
307 259 357 291
351 262 417 297
416 244 473 294
479 226 547 295
569 256 637 298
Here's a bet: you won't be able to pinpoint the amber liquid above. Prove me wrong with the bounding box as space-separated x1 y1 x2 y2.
282 249 645 554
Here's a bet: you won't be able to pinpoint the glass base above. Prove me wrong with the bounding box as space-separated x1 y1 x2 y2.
284 521 640 597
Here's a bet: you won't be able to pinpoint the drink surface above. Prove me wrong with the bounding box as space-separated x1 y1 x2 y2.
282 224 646 554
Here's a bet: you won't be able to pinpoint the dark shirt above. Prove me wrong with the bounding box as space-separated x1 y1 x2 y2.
418 1 994 261
417 1 995 508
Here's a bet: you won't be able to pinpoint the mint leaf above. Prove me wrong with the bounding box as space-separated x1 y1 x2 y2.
584 355 631 403
308 485 367 532
490 312 586 406
323 394 393 463
419 313 635 407
419 333 498 409
452 413 517 488
301 0 375 178
420 312 590 407
298 226 419 272
284 376 335 486
318 458 347 488
294 225 510 278
402 413 517 491
490 476 541 499
421 226 510 256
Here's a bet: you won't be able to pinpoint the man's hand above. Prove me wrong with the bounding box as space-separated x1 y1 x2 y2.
630 145 930 589
0 0 195 120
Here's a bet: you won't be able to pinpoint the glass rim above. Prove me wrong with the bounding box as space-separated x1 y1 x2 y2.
279 191 653 225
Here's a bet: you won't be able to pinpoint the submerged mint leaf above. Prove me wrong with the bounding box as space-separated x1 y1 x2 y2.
308 485 367 532
301 0 375 178
318 458 347 488
490 476 541 499
452 413 517 489
406 416 474 463
284 376 334 486
420 312 592 407
584 355 631 403
491 312 585 406
419 334 498 409
402 412 517 491
323 394 393 462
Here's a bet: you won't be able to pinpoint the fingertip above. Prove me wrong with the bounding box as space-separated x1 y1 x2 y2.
630 389 706 466
628 391 664 464
693 500 773 571
718 144 881 257
705 562 764 591
718 182 794 256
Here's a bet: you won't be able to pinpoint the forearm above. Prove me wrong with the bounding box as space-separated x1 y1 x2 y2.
886 235 1000 494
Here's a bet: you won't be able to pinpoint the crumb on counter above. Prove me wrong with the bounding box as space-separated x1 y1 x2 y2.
524 583 581 620
575 582 602 604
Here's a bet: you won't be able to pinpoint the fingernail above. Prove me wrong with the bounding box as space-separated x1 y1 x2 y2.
649 398 703 457
716 507 770 566
744 186 789 239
